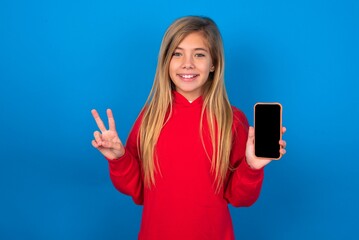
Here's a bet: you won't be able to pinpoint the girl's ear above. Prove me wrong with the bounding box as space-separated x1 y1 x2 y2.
210 66 215 72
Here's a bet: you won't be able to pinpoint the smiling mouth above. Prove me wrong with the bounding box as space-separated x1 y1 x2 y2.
177 74 199 81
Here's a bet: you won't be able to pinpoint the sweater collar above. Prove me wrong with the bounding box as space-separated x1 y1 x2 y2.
172 91 203 107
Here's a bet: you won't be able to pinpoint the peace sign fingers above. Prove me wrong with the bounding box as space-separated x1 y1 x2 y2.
91 108 125 160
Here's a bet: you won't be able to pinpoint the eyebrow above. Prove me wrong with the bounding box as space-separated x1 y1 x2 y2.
175 47 209 52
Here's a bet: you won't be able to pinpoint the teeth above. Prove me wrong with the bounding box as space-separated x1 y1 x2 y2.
181 75 196 79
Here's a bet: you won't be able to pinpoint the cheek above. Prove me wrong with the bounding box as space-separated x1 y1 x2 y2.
169 59 180 69
169 61 178 80
169 59 182 73
199 59 213 71
199 63 212 74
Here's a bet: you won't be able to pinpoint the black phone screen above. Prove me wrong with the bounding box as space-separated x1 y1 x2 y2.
254 103 282 159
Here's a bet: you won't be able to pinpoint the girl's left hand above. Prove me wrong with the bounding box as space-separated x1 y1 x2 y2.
245 126 287 170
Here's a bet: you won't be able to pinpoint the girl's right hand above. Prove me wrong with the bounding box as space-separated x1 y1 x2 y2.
91 109 125 160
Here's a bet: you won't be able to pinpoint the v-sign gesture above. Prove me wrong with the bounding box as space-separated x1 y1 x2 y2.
91 109 125 160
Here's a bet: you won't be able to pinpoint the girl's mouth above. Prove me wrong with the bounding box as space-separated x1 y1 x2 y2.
177 74 199 82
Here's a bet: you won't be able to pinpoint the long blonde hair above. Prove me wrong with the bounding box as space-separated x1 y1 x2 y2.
139 16 233 192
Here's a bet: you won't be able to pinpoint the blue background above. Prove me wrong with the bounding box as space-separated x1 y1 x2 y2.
1 0 358 239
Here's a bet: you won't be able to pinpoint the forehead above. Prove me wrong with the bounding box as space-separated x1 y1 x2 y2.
176 32 209 50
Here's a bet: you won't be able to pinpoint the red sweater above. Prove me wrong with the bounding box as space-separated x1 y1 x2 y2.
108 91 264 240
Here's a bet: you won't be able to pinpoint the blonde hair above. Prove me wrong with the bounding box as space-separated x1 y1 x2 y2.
139 16 233 192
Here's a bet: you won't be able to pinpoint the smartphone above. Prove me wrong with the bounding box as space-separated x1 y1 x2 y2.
254 102 282 160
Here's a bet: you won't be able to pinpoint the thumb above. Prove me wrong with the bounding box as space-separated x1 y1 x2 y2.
246 126 255 157
247 126 254 145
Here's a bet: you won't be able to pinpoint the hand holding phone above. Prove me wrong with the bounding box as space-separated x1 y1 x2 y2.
254 103 283 160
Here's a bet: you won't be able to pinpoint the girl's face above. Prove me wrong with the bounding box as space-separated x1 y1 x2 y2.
169 32 214 101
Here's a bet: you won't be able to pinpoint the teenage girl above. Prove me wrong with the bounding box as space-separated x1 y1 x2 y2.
91 16 286 240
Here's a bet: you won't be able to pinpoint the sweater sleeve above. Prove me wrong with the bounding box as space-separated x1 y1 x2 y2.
224 107 264 207
107 113 144 205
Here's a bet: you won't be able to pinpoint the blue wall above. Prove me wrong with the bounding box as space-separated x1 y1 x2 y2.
0 0 358 239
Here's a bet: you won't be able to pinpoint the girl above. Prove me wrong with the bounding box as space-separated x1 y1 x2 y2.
91 16 286 240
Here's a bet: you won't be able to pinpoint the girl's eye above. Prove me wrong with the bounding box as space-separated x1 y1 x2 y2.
172 52 182 57
195 53 205 57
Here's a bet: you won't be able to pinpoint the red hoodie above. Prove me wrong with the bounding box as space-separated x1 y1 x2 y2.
108 91 264 240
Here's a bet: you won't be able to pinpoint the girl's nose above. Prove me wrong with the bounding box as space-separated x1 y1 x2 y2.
182 55 194 69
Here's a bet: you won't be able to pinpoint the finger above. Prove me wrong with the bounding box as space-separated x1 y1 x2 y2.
91 109 107 132
92 139 100 148
93 131 103 145
107 109 116 131
282 126 287 134
280 148 286 155
279 140 287 148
